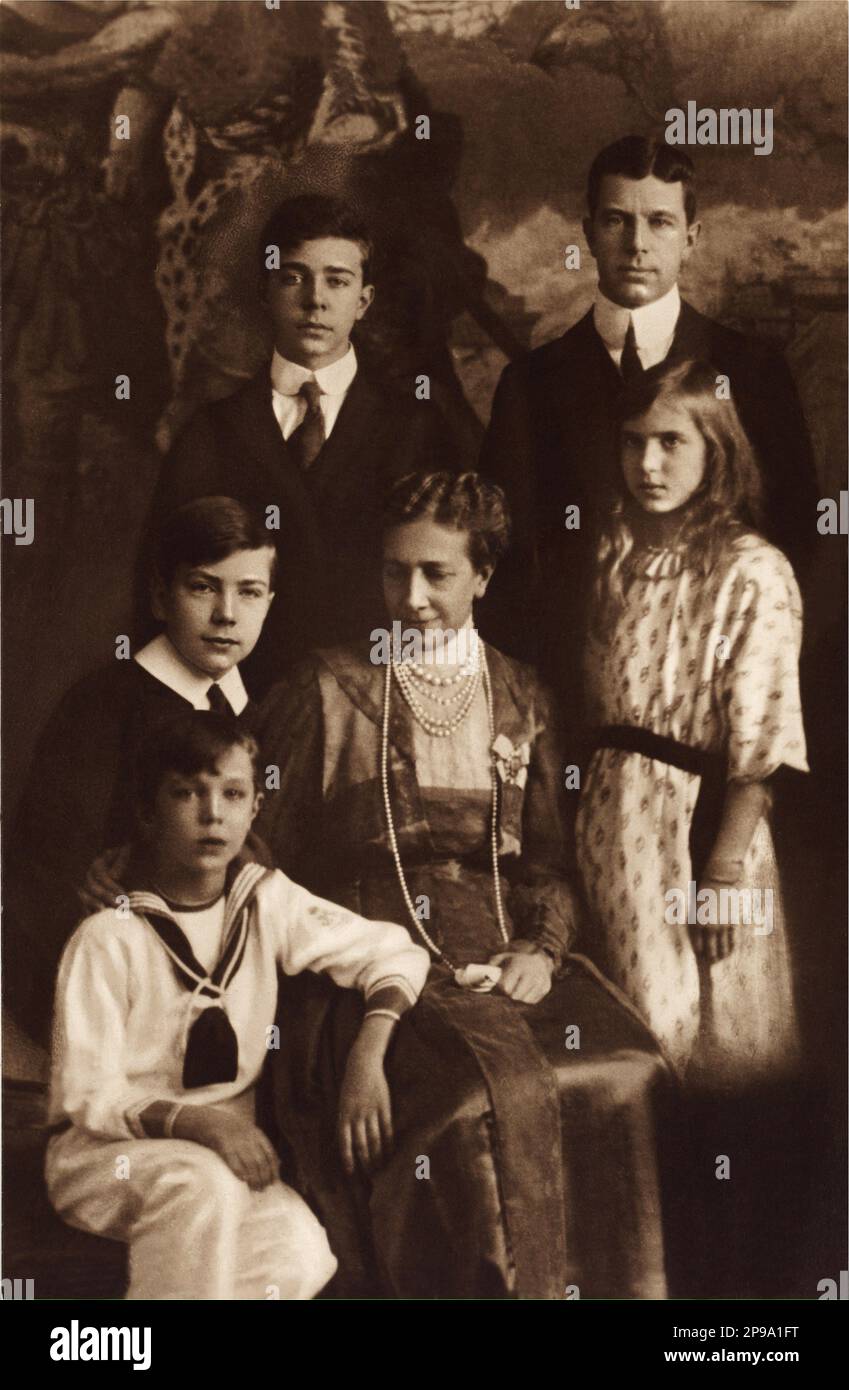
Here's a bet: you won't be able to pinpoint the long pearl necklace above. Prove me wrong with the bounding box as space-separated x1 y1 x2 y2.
380 644 510 976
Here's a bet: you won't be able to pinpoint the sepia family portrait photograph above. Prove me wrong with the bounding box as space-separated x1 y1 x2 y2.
1 0 846 1323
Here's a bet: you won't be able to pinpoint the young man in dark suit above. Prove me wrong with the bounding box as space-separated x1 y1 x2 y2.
480 136 818 697
144 195 451 694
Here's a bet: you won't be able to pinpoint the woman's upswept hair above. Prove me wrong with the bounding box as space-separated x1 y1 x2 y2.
595 359 765 629
382 471 512 573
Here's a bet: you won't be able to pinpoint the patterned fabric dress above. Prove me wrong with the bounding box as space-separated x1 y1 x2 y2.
254 641 671 1299
576 531 808 1085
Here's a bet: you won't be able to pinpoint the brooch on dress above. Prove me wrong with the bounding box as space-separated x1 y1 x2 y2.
492 735 531 789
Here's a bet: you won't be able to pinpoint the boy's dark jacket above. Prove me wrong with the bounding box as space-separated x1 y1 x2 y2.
141 362 454 695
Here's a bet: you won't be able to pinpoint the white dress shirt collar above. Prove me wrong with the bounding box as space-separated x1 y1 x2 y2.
270 344 357 398
593 284 681 353
133 633 249 714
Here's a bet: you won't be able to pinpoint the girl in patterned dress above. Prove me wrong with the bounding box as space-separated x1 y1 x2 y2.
576 359 808 1086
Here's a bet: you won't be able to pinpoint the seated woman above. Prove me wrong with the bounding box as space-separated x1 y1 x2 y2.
255 472 672 1300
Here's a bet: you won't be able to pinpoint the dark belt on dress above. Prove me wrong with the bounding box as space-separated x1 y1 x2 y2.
594 724 727 880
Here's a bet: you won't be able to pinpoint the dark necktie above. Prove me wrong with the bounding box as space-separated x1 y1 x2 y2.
144 905 248 1088
620 319 645 385
288 378 325 470
207 682 233 716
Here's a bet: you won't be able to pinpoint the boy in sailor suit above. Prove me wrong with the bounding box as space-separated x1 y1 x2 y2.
46 712 429 1300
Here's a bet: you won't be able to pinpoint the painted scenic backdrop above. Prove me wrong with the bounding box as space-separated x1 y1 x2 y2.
3 0 846 789
1 0 846 1291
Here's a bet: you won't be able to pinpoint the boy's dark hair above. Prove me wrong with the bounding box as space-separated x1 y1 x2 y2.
260 194 374 284
587 135 697 225
152 496 277 591
382 471 512 574
136 712 262 819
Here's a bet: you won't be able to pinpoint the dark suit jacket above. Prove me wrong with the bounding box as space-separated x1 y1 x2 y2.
479 302 818 690
141 364 451 693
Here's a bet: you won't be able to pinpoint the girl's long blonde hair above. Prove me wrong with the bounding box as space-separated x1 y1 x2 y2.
594 359 765 630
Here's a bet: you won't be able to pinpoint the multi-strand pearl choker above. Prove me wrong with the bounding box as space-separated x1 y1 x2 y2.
392 655 481 737
403 656 478 686
401 656 478 707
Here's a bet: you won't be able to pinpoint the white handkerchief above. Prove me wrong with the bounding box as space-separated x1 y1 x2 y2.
454 963 503 993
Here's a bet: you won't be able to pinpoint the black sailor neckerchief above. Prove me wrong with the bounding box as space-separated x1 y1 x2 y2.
128 861 271 1089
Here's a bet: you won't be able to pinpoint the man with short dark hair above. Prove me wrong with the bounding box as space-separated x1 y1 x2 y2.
480 135 818 694
143 194 452 693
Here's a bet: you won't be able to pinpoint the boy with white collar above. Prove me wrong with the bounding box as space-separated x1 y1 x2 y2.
46 713 429 1300
5 496 275 1045
143 194 452 695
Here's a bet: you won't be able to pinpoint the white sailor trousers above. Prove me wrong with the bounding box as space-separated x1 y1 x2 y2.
46 1128 338 1300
